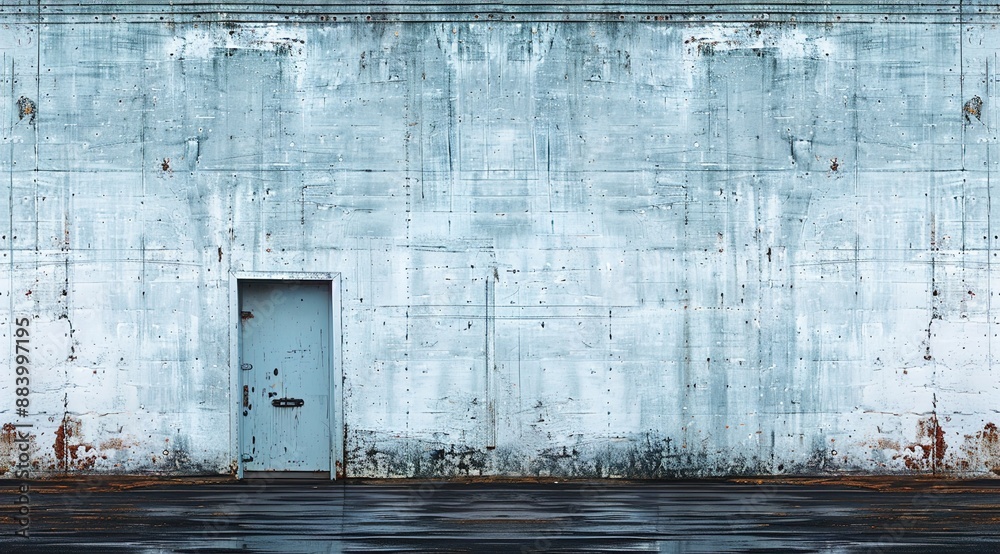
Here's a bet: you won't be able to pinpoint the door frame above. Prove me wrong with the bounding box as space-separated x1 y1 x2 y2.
229 271 343 480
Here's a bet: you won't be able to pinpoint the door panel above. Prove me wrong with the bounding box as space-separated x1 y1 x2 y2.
239 280 332 472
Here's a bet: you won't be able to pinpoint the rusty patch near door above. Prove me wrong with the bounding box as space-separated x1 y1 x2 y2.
241 311 254 321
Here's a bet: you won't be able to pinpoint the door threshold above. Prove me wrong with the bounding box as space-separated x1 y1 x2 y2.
243 470 331 480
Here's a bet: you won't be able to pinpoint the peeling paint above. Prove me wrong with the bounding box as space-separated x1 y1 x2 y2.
964 95 983 123
16 95 36 125
0 423 18 475
165 24 307 60
960 423 1000 475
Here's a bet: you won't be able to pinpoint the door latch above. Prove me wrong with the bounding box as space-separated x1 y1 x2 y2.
271 397 305 408
241 363 253 371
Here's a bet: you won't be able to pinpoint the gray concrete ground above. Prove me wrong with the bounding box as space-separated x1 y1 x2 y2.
0 477 998 552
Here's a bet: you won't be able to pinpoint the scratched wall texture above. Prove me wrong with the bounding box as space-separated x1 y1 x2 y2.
2 1 1000 478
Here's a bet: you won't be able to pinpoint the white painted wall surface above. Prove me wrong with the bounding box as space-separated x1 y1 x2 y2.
1 2 999 477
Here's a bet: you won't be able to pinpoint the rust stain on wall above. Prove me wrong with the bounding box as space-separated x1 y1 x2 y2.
958 423 1000 475
54 423 68 465
100 438 128 450
0 423 18 474
54 416 95 472
870 437 900 451
898 416 947 471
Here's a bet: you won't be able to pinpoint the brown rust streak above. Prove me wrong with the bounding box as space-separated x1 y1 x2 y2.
55 415 96 471
897 415 947 472
54 422 68 469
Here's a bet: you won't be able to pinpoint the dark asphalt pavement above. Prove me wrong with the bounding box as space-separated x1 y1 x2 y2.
0 477 998 553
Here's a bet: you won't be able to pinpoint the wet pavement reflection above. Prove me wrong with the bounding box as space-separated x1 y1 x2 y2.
1 477 998 552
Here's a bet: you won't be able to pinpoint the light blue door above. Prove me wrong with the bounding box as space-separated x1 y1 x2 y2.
239 280 332 472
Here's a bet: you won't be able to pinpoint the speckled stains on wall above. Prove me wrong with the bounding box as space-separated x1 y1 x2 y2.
1 1 1000 478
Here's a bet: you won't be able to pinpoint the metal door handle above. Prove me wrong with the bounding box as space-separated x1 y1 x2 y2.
271 397 305 408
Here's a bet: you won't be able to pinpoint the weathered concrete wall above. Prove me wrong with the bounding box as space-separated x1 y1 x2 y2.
2 1 1000 477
